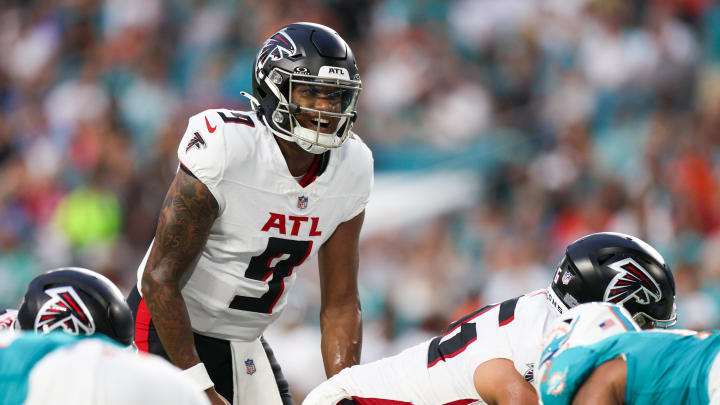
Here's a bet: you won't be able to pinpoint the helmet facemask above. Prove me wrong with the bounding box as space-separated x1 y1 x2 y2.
262 67 361 154
631 302 677 329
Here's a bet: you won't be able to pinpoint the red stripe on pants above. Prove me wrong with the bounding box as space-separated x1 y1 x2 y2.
134 298 151 352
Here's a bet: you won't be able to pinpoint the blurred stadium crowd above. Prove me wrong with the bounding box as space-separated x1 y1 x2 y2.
2 0 720 397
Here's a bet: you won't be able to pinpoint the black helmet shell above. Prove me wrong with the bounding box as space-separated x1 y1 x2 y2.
551 232 676 327
17 267 134 346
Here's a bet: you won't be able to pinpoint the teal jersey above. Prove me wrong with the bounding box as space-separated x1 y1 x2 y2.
0 332 85 405
539 330 720 405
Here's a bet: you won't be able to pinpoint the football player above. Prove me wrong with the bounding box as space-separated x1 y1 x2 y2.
1 267 134 347
535 302 720 405
0 267 209 404
302 232 677 405
126 22 372 405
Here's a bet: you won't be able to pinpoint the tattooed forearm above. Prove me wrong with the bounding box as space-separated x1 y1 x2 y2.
141 170 218 369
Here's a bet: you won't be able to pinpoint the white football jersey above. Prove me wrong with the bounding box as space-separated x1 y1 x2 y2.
12 334 209 405
137 109 373 341
533 302 640 393
303 290 560 405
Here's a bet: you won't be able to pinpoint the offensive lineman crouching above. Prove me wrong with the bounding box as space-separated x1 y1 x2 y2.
302 232 677 405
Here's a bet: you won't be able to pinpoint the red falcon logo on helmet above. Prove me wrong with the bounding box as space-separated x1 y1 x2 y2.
603 258 662 305
34 286 95 335
255 30 297 79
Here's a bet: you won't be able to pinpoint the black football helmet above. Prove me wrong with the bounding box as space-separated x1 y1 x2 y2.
17 267 134 346
549 232 677 329
248 22 362 154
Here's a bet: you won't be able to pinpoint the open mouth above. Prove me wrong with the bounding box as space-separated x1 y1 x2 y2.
311 118 330 129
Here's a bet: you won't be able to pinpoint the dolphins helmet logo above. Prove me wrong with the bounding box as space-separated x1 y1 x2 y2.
34 286 95 335
255 30 297 81
603 258 662 306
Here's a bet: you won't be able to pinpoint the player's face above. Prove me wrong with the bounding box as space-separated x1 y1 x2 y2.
291 84 343 133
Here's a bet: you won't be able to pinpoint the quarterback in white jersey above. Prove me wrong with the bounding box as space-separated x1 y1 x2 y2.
135 106 370 340
128 22 372 405
303 232 677 405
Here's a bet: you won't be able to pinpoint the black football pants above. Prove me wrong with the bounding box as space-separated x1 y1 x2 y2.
127 286 293 404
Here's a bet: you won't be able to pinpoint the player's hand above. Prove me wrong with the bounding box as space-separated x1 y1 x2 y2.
205 387 230 405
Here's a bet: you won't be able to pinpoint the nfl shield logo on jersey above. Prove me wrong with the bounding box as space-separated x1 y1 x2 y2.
245 358 256 375
297 196 308 209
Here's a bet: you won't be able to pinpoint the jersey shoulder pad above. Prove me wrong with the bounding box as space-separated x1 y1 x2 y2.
345 131 373 170
560 302 639 349
210 109 262 163
340 131 374 189
535 303 639 391
177 109 259 186
212 109 258 129
454 304 513 360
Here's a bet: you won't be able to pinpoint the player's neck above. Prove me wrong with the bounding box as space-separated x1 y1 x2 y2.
274 136 317 177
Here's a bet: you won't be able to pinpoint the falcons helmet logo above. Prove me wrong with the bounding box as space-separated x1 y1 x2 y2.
255 30 297 80
34 286 95 335
603 258 662 305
